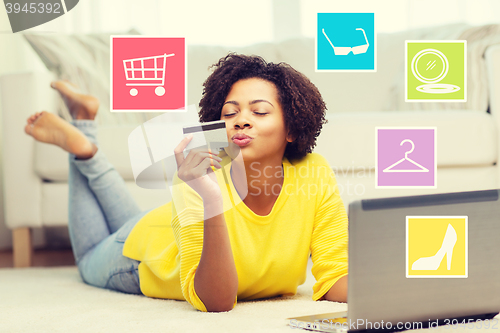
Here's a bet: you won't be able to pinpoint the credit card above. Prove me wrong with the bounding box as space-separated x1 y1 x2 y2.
183 120 228 151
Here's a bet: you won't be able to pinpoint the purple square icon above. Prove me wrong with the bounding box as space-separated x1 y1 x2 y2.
376 128 437 188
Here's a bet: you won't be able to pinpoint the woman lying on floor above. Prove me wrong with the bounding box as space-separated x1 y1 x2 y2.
24 54 348 312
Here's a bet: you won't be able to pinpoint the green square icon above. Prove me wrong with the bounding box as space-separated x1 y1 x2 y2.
406 41 466 102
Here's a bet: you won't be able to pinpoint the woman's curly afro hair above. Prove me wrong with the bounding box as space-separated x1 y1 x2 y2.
198 53 327 162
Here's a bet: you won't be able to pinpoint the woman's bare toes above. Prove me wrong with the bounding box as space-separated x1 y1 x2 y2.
51 80 100 121
24 123 33 135
24 111 96 159
26 111 44 125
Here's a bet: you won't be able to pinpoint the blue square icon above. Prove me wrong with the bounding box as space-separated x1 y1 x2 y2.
316 13 376 72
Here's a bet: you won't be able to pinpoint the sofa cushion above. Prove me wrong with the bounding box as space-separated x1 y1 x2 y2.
315 110 497 169
24 32 280 126
386 24 500 113
41 181 171 227
23 31 164 126
187 42 280 109
337 165 498 212
40 165 498 227
277 36 401 113
34 110 497 182
35 125 138 182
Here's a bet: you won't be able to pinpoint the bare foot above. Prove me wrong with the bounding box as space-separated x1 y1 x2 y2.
51 81 99 120
25 111 97 159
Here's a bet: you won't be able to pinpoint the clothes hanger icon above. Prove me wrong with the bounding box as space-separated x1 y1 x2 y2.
383 139 429 173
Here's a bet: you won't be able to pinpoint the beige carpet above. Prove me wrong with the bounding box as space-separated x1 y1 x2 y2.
2 259 498 333
0 259 347 333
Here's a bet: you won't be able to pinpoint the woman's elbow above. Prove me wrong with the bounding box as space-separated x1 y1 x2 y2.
323 275 348 303
205 300 235 313
194 277 238 312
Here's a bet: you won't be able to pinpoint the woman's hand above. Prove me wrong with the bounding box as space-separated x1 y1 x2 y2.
174 134 223 203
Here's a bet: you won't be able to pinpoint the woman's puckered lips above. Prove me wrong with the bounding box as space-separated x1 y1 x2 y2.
232 133 253 140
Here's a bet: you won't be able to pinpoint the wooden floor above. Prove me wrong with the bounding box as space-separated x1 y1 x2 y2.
0 249 76 268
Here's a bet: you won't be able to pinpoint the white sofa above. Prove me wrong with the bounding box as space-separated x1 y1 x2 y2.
2 28 500 267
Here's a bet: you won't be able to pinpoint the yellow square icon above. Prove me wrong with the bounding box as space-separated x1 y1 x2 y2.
406 216 468 278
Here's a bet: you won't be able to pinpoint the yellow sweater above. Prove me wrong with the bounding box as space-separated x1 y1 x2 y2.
123 152 348 312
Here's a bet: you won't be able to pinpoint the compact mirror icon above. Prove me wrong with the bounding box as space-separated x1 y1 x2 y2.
411 49 460 94
322 28 369 55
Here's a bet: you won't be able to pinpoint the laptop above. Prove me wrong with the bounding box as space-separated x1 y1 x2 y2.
287 189 500 332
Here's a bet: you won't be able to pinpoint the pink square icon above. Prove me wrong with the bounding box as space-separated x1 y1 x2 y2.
376 128 437 188
111 36 186 112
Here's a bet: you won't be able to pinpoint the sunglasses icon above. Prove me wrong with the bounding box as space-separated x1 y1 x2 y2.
322 28 369 55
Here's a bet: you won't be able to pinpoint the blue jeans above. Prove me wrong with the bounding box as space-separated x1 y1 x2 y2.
68 120 149 295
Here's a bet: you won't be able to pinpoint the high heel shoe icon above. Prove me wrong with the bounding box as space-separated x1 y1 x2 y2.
412 224 457 270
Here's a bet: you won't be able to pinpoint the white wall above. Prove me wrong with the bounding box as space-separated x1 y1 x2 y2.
300 0 500 37
27 0 276 46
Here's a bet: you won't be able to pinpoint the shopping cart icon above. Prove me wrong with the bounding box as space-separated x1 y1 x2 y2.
123 53 175 97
